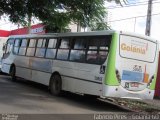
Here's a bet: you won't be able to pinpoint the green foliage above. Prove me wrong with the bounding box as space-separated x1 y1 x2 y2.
0 0 53 26
0 0 123 32
41 0 108 32
43 13 71 33
90 22 111 31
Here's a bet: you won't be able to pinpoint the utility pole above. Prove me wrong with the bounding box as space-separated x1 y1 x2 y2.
145 0 153 36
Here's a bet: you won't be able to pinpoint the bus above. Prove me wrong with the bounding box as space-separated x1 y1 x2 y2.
1 31 159 99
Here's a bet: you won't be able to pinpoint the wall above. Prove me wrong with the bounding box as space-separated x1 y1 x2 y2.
10 24 45 35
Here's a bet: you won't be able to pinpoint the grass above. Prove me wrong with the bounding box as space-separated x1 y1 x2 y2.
111 98 160 112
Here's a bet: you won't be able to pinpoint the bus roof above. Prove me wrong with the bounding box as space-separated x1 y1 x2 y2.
8 30 158 43
56 30 116 37
8 30 116 38
8 33 58 39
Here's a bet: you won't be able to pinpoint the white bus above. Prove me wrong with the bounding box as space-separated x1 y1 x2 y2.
1 31 159 99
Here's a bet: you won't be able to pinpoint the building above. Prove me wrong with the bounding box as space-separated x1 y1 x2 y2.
0 24 45 37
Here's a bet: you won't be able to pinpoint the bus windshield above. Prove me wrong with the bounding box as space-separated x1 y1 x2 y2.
119 35 157 63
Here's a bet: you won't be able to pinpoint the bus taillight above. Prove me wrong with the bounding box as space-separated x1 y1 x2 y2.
147 75 154 88
116 69 121 83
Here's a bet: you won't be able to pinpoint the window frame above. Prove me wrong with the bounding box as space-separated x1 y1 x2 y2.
13 38 22 55
18 39 29 56
26 38 37 57
86 36 111 65
56 37 71 60
69 37 87 63
5 38 15 54
45 38 58 59
6 35 111 65
35 38 47 58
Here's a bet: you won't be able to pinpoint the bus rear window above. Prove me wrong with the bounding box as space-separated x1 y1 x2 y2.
119 35 157 63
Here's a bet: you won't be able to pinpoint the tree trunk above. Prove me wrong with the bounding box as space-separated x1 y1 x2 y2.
77 21 81 32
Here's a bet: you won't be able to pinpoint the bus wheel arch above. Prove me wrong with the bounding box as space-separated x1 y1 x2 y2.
10 64 16 81
49 72 62 96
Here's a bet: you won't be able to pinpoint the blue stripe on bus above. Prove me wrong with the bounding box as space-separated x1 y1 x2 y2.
122 70 144 82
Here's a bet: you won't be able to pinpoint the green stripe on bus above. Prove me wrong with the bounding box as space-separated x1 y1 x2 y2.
149 75 157 90
149 57 158 90
104 32 119 86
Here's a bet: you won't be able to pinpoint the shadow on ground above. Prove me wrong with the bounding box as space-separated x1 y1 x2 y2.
0 75 129 113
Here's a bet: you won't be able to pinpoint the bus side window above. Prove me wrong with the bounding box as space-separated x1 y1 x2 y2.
98 36 111 64
26 39 36 56
86 36 111 65
45 38 57 59
86 38 99 64
19 39 28 56
35 39 46 57
13 39 21 54
69 37 86 62
56 38 70 60
5 39 14 54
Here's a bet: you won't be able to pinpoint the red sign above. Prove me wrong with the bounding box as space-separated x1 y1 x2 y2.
0 30 10 37
0 23 46 37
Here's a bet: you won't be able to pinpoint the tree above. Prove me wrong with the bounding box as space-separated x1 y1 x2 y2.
0 0 58 32
90 22 111 31
40 0 108 32
0 0 125 33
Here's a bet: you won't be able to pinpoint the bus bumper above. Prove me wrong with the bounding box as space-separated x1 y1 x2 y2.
102 85 154 100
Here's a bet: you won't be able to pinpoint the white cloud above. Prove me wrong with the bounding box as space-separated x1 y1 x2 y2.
0 15 40 31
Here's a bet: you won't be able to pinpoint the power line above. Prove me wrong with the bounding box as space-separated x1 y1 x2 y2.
108 12 160 22
107 1 160 9
124 0 159 5
106 0 159 8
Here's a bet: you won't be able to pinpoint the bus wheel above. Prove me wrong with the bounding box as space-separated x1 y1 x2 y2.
10 65 16 81
50 74 62 96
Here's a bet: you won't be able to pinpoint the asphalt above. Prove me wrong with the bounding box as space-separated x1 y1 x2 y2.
0 74 128 114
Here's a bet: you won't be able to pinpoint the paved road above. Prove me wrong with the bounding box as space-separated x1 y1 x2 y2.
0 75 126 114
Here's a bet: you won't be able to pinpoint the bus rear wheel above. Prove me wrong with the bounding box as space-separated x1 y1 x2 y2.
10 65 16 81
50 74 62 96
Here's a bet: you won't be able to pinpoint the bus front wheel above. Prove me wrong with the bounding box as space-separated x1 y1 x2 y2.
10 65 16 81
50 74 62 96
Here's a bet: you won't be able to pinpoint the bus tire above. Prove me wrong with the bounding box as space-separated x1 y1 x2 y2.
10 65 16 81
50 74 62 96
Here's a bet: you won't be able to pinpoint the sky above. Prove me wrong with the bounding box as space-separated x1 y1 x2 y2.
0 0 160 41
0 15 40 31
